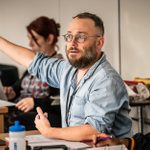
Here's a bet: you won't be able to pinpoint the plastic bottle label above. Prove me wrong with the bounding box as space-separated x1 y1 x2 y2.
14 143 17 150
9 138 26 150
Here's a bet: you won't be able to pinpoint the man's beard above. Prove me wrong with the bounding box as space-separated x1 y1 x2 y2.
66 45 98 69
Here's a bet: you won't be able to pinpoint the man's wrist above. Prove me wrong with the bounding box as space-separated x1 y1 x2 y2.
120 138 130 148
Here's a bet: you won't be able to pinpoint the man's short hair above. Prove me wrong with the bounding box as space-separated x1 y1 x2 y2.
73 12 104 36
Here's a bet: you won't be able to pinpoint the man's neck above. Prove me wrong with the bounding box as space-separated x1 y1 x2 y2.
76 51 103 85
76 68 89 85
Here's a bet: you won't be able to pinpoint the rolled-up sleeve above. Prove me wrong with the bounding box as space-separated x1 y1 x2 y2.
84 76 129 136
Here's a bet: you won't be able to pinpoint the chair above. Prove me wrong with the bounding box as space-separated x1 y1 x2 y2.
0 64 19 86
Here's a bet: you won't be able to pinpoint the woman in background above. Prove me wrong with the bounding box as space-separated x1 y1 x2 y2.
4 16 62 131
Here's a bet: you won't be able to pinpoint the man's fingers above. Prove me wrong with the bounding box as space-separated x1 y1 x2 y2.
96 139 112 147
35 114 40 120
36 107 45 118
44 112 48 118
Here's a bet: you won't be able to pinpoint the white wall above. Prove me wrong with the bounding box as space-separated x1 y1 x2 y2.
0 0 119 76
120 0 150 80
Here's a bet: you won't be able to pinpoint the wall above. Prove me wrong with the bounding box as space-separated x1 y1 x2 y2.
0 0 119 76
120 0 150 80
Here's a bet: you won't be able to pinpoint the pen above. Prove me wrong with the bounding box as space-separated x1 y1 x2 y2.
80 136 112 143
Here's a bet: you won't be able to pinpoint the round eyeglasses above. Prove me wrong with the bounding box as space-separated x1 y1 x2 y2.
63 33 101 43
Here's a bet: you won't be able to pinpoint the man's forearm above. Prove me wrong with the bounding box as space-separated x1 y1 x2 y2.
43 124 98 141
0 36 35 67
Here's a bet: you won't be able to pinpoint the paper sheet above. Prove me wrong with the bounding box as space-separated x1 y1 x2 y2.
25 135 127 150
87 145 127 150
6 134 127 150
0 99 15 107
25 134 90 149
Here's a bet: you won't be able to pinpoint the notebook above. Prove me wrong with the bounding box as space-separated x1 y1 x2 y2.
23 134 127 150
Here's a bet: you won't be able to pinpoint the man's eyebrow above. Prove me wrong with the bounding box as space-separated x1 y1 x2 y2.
66 31 72 33
78 31 87 34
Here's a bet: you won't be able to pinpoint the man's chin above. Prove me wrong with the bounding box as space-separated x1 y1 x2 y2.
68 59 76 64
68 58 77 66
68 55 78 61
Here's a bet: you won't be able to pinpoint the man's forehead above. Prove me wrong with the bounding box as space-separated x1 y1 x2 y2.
67 18 96 33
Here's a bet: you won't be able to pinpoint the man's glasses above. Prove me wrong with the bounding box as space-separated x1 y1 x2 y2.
63 33 101 43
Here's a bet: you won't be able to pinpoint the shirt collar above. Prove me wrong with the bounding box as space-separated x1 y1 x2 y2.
84 51 106 79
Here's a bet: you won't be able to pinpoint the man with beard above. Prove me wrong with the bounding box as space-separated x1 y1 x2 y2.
0 12 131 141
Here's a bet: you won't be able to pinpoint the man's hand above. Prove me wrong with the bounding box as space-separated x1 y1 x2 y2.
3 86 16 100
93 133 129 148
34 107 51 137
16 97 34 112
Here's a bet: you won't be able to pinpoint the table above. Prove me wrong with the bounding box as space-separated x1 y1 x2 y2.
0 131 127 150
0 130 39 150
0 107 8 133
130 98 150 134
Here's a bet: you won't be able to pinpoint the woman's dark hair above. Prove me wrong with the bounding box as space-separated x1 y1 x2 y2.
26 16 60 45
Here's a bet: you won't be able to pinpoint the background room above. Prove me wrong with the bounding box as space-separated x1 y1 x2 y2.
0 0 150 134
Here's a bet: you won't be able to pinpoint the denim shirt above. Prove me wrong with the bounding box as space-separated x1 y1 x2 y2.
28 52 132 138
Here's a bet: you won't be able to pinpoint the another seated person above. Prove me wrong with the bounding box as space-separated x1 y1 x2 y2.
4 16 62 131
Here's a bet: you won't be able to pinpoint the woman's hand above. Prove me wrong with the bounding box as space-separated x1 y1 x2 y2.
16 97 34 112
3 86 16 100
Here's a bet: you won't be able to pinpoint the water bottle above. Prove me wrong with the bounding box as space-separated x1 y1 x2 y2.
9 121 26 150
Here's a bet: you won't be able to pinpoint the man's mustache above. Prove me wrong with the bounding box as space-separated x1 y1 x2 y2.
68 47 79 52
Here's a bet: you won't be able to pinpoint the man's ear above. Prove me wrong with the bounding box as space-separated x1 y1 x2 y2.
96 37 104 49
47 34 55 45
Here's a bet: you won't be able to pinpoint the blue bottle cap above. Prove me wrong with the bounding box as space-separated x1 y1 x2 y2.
9 121 25 132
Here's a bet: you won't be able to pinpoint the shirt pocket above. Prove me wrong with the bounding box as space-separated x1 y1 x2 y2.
70 94 86 119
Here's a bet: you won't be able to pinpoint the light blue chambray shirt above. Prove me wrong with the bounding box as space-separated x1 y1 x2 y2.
28 52 132 138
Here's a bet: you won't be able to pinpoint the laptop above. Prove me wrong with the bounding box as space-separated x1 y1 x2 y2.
0 79 7 100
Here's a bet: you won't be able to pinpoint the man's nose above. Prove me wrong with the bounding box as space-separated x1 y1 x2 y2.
70 36 78 45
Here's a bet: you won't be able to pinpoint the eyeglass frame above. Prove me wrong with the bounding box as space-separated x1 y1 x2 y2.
62 32 101 43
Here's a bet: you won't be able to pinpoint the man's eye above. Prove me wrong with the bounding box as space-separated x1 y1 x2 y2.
65 35 72 40
67 34 72 38
78 34 85 39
